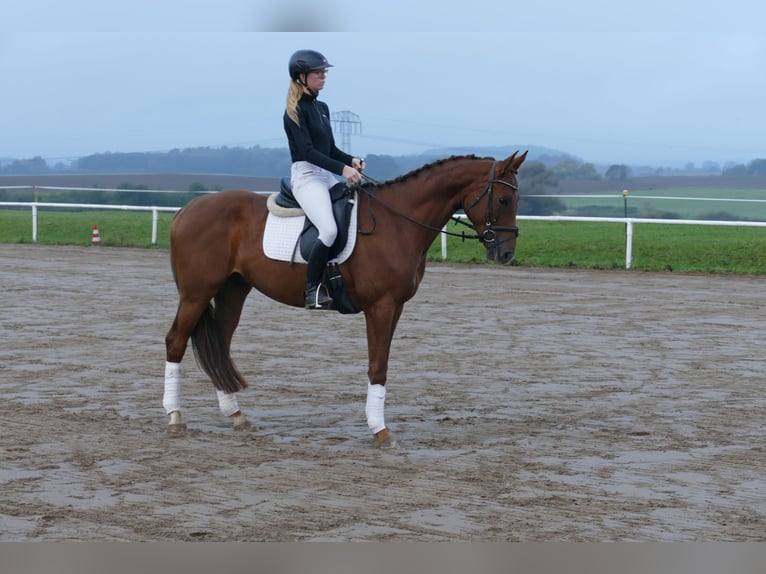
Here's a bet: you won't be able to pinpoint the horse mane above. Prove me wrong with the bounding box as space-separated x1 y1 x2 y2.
366 154 491 189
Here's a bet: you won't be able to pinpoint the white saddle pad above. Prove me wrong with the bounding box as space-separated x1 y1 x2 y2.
262 193 358 264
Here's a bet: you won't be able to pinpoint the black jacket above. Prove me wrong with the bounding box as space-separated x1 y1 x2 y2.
283 93 353 176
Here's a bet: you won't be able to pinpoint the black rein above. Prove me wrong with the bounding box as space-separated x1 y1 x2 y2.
357 160 520 246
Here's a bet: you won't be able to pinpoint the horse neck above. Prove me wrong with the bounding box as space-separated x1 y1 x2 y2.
402 159 485 225
371 159 487 248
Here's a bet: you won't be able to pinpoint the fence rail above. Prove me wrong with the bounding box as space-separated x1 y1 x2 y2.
2 198 766 269
443 212 766 268
0 201 181 245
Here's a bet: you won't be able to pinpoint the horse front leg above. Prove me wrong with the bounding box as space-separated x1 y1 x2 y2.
363 301 404 447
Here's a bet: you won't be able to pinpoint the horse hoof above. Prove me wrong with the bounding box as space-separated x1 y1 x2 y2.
167 423 187 437
232 413 251 431
375 428 397 449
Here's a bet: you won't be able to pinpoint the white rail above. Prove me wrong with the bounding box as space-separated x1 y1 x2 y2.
1 200 765 268
442 215 766 269
0 201 181 245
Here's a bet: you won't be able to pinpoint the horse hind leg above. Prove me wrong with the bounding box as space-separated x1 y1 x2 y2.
208 273 253 431
163 295 212 435
163 273 253 433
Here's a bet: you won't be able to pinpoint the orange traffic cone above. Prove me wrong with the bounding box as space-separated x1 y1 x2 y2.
92 224 101 246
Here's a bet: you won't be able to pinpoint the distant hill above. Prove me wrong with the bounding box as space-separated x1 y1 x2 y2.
0 144 577 193
556 175 766 194
422 144 579 164
0 144 577 180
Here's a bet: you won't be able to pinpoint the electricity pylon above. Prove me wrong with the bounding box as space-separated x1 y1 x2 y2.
331 110 362 154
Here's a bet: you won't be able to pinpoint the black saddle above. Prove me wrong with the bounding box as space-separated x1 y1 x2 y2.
274 178 356 262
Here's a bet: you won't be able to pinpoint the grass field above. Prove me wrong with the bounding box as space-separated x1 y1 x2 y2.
559 187 766 220
0 209 176 249
2 207 764 274
426 219 765 274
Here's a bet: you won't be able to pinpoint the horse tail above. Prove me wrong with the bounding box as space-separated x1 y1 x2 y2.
191 301 248 394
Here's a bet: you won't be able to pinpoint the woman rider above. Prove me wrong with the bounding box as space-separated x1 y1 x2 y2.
283 49 365 309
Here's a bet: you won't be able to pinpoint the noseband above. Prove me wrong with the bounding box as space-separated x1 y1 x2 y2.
463 160 520 248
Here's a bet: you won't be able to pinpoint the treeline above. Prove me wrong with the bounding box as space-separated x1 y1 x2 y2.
2 145 525 181
2 146 765 220
3 145 765 182
0 182 200 208
721 159 766 176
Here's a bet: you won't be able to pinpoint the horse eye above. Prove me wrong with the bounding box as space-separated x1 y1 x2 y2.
498 197 509 207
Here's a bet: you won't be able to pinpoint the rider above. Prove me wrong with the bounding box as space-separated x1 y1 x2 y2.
283 49 365 309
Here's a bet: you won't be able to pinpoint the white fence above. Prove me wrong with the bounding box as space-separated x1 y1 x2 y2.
0 185 193 245
2 189 765 269
442 215 766 269
0 201 180 246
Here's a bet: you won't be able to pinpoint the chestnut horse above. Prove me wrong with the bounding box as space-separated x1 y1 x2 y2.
163 151 527 446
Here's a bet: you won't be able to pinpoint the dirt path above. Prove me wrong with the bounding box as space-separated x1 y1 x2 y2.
0 244 763 541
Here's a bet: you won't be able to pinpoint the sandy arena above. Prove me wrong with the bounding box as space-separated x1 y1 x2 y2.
0 244 763 541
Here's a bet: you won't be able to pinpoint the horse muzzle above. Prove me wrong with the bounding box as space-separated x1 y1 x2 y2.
480 224 519 265
486 245 516 265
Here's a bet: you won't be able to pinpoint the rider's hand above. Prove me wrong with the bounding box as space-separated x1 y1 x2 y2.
342 164 362 185
352 157 365 172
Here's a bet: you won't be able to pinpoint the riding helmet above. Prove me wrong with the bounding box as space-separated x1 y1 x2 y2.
289 49 333 80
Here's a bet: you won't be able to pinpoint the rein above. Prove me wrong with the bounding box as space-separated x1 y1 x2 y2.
356 161 520 246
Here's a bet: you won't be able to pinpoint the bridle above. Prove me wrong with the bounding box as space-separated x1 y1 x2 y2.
358 160 520 248
456 160 520 249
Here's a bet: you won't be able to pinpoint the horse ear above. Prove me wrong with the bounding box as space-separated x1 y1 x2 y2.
509 150 528 171
500 150 528 174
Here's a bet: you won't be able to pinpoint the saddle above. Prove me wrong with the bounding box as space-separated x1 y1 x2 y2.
270 178 359 315
274 178 355 262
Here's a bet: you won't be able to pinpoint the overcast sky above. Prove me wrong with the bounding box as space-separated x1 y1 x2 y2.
2 0 764 166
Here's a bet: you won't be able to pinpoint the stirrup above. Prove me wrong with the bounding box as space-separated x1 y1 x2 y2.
305 284 333 310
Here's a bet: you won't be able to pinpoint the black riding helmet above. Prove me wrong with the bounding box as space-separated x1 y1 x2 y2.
289 49 333 84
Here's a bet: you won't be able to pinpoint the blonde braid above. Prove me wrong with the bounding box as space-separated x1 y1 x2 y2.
286 80 302 126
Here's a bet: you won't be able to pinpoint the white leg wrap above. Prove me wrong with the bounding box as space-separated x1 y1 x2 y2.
163 361 182 414
216 390 240 417
365 383 387 434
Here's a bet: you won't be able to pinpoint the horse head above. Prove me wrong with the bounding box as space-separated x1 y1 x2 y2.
463 151 528 264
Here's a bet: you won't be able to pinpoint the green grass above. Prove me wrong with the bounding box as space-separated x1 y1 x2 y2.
560 187 766 220
2 207 765 274
0 208 176 248
427 219 766 274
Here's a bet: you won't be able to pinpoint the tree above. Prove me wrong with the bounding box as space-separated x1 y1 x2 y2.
2 156 50 175
701 160 721 173
747 158 766 176
722 163 747 176
552 159 601 180
517 161 564 215
605 164 630 181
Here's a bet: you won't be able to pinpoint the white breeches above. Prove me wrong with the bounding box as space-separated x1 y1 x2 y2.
365 383 387 434
290 161 338 247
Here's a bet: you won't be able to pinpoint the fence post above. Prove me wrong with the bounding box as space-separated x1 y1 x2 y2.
32 203 38 242
441 226 448 259
625 220 634 269
152 208 159 245
623 189 629 238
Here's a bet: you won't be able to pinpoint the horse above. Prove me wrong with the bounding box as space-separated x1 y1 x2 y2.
162 151 527 446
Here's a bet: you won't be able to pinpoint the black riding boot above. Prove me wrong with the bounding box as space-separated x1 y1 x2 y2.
305 240 334 309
